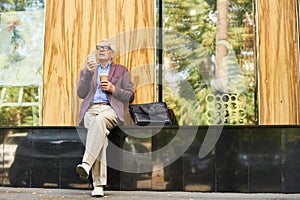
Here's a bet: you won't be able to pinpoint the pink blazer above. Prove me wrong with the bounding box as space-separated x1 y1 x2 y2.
77 63 134 125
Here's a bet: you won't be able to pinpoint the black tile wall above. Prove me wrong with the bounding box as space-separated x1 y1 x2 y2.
182 127 215 192
1 126 300 192
247 128 281 192
215 127 241 192
281 128 300 193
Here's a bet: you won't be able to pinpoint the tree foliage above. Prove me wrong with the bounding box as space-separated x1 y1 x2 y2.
162 0 256 125
0 86 40 126
0 0 44 126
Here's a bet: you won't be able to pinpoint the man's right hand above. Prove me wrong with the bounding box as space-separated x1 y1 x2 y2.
87 60 97 71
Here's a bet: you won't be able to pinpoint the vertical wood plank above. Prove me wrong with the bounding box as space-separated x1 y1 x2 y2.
258 0 299 124
43 0 154 125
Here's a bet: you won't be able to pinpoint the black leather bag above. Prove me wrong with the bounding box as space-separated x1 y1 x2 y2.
128 102 172 126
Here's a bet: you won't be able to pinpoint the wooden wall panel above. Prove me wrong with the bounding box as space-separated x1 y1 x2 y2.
258 0 299 124
42 0 154 125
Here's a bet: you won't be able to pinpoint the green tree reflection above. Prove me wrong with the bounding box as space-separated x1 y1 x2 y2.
162 0 256 125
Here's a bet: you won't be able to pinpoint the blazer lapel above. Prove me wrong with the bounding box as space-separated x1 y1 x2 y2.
91 69 98 90
108 63 116 81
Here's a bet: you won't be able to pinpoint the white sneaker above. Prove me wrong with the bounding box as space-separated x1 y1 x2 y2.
91 186 104 197
76 163 91 180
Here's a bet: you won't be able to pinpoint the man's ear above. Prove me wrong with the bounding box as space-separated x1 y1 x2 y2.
111 51 116 59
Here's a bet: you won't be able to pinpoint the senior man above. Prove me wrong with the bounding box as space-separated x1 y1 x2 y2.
76 39 134 197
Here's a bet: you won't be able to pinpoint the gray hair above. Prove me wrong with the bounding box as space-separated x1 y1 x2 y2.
98 39 116 52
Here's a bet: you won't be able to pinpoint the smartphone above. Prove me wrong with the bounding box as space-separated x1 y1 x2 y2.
88 54 96 62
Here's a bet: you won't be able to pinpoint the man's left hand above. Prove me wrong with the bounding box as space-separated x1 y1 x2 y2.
100 80 116 93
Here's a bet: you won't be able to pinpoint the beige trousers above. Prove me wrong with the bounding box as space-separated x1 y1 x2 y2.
83 104 118 187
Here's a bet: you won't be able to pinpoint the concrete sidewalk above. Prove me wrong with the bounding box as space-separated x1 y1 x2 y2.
1 187 300 200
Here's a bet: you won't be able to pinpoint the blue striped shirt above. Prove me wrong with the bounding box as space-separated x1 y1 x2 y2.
93 62 111 103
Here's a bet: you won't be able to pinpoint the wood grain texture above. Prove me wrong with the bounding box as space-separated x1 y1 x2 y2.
42 0 154 125
258 0 299 124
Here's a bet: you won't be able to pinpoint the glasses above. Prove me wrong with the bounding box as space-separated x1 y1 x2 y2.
96 45 112 51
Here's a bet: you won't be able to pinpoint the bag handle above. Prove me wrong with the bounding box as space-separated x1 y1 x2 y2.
139 105 150 114
139 103 166 114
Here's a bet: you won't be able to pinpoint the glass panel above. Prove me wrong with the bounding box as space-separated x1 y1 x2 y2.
159 0 256 125
0 0 46 126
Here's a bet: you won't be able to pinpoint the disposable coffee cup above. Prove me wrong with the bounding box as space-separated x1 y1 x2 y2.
100 75 108 82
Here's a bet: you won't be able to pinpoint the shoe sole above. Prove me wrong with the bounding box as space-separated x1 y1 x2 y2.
91 187 104 197
91 192 104 197
76 165 89 180
91 194 104 197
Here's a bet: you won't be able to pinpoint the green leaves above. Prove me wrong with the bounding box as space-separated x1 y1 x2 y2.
162 0 256 125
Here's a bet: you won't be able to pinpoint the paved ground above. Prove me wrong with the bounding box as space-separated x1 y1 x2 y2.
1 187 300 200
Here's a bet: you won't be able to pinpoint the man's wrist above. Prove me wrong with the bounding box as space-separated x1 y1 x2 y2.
111 85 116 93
